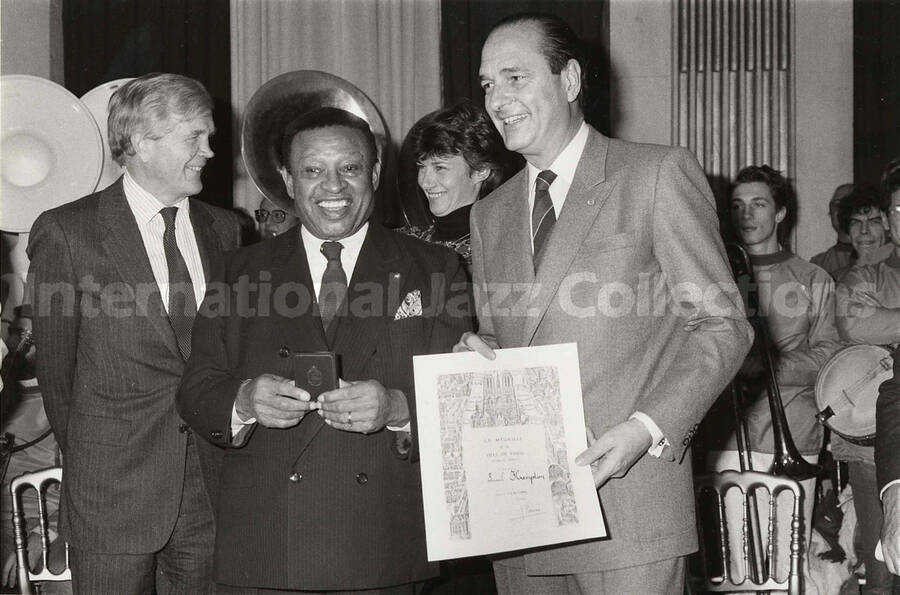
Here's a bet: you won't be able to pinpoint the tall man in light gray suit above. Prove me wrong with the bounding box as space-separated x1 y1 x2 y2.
27 73 241 594
455 14 754 593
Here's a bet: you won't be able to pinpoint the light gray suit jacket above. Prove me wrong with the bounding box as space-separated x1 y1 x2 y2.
470 126 753 572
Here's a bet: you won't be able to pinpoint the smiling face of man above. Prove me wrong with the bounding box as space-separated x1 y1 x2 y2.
131 111 215 205
279 125 380 241
479 23 582 169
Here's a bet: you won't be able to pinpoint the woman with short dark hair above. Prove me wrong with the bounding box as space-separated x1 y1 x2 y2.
399 100 514 266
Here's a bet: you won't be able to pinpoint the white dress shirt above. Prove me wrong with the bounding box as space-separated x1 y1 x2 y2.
524 120 669 457
122 170 206 309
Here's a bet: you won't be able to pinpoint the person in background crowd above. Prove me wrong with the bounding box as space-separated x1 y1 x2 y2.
0 305 69 593
178 107 471 593
832 184 892 281
456 12 752 594
254 195 298 239
838 167 900 593
812 183 856 279
707 165 841 588
398 99 513 268
27 73 242 594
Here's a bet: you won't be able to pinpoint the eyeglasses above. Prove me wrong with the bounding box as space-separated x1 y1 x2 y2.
255 208 288 223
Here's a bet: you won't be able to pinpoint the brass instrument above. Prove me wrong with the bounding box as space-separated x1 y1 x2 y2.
726 242 821 481
241 70 389 213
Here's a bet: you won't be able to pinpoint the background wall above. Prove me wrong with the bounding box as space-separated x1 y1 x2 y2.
0 0 64 83
794 0 854 260
0 0 65 328
608 0 853 260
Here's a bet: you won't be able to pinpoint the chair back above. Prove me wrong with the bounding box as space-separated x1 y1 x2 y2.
691 470 802 594
10 466 71 594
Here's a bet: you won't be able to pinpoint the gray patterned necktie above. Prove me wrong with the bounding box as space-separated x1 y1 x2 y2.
318 241 347 331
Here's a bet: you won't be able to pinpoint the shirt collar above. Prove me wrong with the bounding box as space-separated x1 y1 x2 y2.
527 120 589 191
122 169 189 224
300 222 370 256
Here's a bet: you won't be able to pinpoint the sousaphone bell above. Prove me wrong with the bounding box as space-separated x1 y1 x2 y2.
241 70 388 212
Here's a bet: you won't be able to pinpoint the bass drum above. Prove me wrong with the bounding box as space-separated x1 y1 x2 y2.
815 345 893 445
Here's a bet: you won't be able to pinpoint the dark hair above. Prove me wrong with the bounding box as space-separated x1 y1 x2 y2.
490 12 585 107
730 165 797 247
406 100 510 199
279 107 377 170
837 184 883 233
108 73 213 166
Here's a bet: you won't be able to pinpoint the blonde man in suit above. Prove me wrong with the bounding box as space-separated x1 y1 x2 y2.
28 73 242 594
455 13 753 594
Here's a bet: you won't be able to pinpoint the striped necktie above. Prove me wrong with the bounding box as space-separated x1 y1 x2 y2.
531 169 558 267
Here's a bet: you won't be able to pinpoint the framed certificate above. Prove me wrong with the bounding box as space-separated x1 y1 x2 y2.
413 343 606 561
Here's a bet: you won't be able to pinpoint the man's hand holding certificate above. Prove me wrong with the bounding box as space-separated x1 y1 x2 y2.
414 339 607 560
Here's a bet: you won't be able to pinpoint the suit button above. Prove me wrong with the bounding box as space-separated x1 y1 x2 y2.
289 473 302 483
279 346 290 358
210 430 223 440
356 473 368 485
178 423 190 433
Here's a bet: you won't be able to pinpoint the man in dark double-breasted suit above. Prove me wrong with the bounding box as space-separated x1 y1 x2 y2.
178 107 471 593
28 74 242 593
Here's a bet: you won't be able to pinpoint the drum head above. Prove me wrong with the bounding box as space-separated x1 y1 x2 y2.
815 344 892 442
1 75 103 232
81 78 134 191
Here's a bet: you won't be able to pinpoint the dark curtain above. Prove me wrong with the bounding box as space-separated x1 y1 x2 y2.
854 0 900 184
63 0 233 209
398 0 610 227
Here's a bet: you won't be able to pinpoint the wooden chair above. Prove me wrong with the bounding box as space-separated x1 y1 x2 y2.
9 466 70 594
690 470 802 594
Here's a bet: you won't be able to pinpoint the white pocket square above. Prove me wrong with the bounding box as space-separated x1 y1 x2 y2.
394 289 422 320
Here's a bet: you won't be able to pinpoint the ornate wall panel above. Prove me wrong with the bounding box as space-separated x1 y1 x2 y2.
673 0 793 199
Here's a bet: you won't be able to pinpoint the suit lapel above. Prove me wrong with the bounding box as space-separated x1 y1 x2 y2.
523 129 617 346
270 230 330 454
270 229 329 355
189 199 224 282
331 223 408 381
497 173 536 285
98 179 181 358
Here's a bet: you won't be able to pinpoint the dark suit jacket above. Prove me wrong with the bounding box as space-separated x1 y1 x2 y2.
470 126 753 572
876 352 900 491
27 177 241 553
177 222 472 591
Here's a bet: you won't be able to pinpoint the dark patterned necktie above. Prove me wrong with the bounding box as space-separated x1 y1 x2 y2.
160 207 196 360
318 241 347 331
531 169 558 267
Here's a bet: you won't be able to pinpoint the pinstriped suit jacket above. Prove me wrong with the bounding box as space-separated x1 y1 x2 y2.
27 177 241 553
470 126 754 572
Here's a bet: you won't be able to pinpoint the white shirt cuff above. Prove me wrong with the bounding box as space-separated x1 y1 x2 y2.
386 422 411 433
880 479 900 500
231 403 256 437
629 411 668 457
